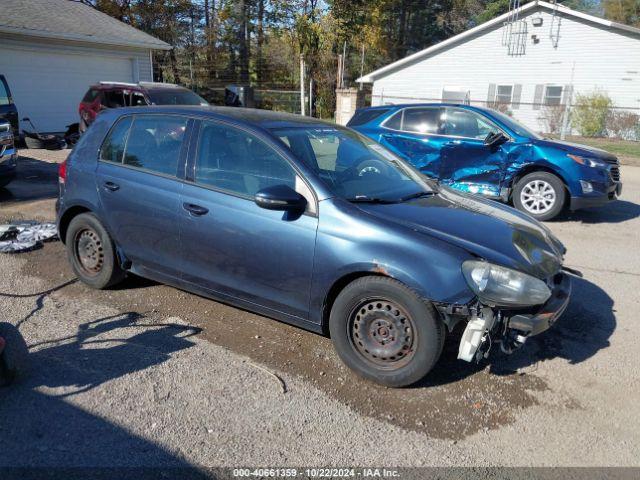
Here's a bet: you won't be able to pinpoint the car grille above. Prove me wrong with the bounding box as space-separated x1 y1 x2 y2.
610 165 620 182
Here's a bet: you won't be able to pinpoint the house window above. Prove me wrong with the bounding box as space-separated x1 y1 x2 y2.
442 87 469 104
544 86 563 106
496 85 513 105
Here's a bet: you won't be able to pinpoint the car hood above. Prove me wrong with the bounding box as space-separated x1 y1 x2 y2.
357 187 565 279
532 138 618 162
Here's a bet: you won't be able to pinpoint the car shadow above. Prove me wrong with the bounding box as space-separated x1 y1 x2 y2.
0 155 60 204
0 312 210 475
416 275 615 386
555 199 640 224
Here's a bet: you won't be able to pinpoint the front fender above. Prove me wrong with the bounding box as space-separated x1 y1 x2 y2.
308 199 475 324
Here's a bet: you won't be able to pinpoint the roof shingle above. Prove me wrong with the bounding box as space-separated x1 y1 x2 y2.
0 0 171 50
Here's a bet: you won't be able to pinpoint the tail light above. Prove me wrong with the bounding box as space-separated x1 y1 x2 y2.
58 159 67 184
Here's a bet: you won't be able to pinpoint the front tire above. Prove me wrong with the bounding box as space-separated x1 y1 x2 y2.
513 171 566 221
65 213 125 289
329 276 444 387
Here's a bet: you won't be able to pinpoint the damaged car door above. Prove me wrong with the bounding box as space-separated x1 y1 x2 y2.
437 107 521 199
378 107 446 179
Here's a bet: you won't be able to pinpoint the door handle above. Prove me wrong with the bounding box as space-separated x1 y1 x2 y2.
183 203 209 216
103 181 120 192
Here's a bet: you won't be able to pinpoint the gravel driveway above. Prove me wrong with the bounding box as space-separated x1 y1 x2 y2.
1 151 639 469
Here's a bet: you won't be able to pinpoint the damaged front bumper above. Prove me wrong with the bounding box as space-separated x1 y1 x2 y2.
437 272 572 362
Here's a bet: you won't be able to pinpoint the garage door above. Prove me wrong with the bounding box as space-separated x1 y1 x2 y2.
0 46 135 133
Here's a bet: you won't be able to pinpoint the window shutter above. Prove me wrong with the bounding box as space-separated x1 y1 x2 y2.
533 84 544 110
561 84 573 107
487 83 496 104
512 84 522 109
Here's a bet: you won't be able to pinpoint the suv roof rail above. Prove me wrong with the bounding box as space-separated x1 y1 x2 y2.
98 81 139 87
138 81 181 88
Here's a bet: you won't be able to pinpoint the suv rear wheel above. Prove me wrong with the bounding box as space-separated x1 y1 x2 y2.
513 171 566 221
65 213 125 289
329 276 444 387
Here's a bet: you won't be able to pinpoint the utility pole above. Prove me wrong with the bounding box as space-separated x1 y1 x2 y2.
300 54 306 116
309 78 314 117
359 43 365 90
336 54 343 89
341 41 347 89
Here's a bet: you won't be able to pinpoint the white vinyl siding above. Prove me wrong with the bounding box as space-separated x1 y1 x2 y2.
371 7 640 134
0 34 153 132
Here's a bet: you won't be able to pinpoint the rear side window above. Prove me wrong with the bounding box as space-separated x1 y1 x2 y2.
100 117 133 163
0 77 10 106
82 89 99 103
347 108 390 127
123 115 188 176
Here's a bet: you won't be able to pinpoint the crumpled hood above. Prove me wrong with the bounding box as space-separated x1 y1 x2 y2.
358 187 565 279
533 138 618 163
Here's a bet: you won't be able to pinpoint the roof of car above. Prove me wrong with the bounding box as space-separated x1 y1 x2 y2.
108 106 336 130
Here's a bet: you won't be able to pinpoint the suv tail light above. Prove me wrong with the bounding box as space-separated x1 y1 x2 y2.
58 159 67 184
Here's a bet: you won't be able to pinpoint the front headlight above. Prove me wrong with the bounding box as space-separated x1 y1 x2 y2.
567 153 605 168
462 260 551 307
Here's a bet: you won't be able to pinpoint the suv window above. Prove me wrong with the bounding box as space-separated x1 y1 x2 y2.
122 115 188 176
0 77 10 106
103 90 127 108
347 108 391 127
442 108 501 139
402 108 442 134
100 117 133 163
82 89 99 103
195 121 295 197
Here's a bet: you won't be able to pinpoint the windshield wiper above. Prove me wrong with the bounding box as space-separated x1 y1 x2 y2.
399 191 436 202
347 196 398 204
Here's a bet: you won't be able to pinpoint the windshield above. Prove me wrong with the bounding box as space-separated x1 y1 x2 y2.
270 126 434 202
489 110 543 140
146 89 208 106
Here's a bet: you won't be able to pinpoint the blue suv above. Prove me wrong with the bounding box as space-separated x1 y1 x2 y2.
57 106 572 387
348 104 622 221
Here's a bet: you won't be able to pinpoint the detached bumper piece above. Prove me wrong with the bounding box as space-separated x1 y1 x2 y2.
456 272 571 362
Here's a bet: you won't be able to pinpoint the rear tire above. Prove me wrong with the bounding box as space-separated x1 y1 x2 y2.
0 322 29 386
65 213 125 289
329 276 444 387
513 171 566 221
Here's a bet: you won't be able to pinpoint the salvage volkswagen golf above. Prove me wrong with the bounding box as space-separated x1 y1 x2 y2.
57 106 572 387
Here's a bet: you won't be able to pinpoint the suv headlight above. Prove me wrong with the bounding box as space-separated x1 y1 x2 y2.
462 260 551 307
567 154 605 168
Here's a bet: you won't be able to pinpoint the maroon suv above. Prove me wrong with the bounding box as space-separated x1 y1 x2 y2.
78 81 208 132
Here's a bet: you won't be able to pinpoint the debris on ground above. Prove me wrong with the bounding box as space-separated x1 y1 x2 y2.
0 222 58 253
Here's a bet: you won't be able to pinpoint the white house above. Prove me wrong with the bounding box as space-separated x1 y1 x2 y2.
0 0 171 132
357 0 640 135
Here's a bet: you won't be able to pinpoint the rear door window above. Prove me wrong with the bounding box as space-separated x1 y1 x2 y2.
122 115 188 176
401 108 443 134
347 108 391 127
100 117 133 163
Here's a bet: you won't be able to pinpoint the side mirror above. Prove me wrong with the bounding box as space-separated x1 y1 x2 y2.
484 131 509 148
255 184 307 212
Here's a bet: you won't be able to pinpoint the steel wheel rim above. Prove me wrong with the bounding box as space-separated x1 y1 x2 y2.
348 299 416 369
74 228 104 276
520 180 556 214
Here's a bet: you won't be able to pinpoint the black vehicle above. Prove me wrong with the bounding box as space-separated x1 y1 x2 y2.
0 120 17 187
0 75 19 138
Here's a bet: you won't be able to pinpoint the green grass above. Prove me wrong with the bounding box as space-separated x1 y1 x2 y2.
565 136 640 166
